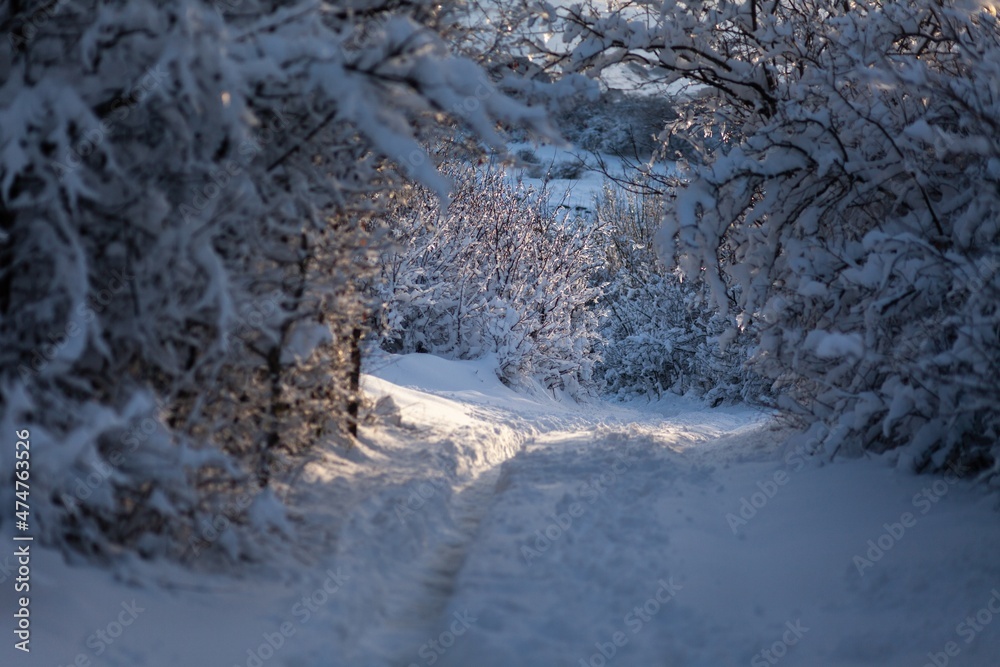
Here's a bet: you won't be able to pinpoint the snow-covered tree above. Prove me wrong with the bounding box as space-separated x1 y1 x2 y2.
0 0 555 560
533 0 1000 477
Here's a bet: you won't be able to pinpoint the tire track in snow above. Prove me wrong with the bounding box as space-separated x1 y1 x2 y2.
383 453 526 667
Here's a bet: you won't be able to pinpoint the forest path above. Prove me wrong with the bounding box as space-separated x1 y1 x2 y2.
9 353 1000 667
356 354 1000 667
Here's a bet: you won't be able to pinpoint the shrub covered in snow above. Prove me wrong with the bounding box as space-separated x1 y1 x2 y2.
536 0 1000 477
374 165 603 395
594 184 768 403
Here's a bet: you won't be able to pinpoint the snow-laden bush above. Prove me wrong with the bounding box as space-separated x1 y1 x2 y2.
0 0 554 562
537 0 1000 477
595 184 768 403
554 89 679 158
375 165 603 394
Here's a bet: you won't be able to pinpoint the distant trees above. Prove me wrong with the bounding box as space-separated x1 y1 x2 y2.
374 165 603 395
533 0 1000 476
0 0 553 560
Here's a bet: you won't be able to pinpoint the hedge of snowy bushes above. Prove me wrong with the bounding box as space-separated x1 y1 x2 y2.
373 167 603 396
593 185 770 405
372 167 768 406
536 0 1000 478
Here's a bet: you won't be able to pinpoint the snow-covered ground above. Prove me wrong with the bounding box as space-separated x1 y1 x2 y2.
4 353 1000 667
504 141 675 217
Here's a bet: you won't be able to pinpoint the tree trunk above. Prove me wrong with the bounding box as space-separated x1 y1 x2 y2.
347 326 362 438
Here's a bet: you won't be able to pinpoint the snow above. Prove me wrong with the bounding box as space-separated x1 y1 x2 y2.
808 330 866 360
504 142 675 217
4 352 999 667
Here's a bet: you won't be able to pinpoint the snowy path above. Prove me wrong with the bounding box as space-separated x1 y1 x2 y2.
358 355 1000 667
423 428 1000 667
5 353 1000 667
